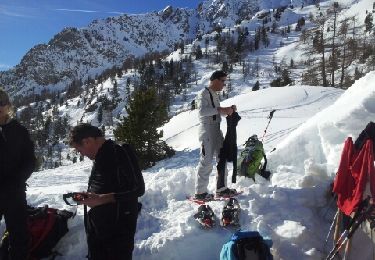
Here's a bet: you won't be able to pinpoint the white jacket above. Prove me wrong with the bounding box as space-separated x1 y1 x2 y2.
197 87 221 125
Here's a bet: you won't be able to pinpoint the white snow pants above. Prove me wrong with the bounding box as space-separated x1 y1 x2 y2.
195 122 228 194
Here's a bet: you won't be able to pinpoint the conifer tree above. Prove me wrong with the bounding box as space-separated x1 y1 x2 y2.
194 45 203 59
114 88 174 169
365 13 374 33
97 105 103 124
252 80 260 91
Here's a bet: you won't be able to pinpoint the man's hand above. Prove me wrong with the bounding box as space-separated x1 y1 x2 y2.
78 192 115 208
218 105 236 116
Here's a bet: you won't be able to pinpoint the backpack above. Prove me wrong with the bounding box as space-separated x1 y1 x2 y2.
0 205 74 260
237 135 271 181
354 121 375 154
220 231 273 260
119 143 145 198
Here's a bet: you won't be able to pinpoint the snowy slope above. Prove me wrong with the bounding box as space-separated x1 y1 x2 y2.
8 80 351 259
4 72 375 260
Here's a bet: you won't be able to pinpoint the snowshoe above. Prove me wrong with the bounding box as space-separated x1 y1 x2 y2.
187 190 242 204
221 198 240 227
194 204 216 228
215 189 243 200
187 193 214 205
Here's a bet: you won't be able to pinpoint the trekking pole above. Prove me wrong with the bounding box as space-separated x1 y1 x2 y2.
261 109 276 142
326 201 367 260
324 210 339 246
325 197 373 260
326 206 373 260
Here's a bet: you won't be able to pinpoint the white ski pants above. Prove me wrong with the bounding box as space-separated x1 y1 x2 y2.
195 122 228 194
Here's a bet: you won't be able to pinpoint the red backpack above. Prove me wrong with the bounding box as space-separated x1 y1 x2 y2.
1 205 74 260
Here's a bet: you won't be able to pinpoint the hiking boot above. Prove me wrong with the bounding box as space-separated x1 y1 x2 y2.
194 192 214 201
216 188 237 198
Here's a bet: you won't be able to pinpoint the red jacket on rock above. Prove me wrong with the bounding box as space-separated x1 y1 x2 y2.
333 137 375 216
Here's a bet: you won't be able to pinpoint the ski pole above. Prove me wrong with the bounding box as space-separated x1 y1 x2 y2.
326 203 366 260
326 200 366 260
327 204 374 260
325 197 372 260
261 109 276 142
325 210 339 246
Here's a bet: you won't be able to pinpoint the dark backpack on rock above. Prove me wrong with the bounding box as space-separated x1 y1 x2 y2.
0 205 74 260
220 231 273 260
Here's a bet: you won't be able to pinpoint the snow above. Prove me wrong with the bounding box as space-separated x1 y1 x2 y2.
15 71 375 259
275 220 305 239
1 0 374 259
1 77 348 259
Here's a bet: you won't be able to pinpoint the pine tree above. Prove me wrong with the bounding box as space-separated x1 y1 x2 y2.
194 45 203 59
126 78 131 98
112 79 119 99
97 105 103 124
114 88 175 169
365 13 374 33
252 80 260 91
281 68 292 85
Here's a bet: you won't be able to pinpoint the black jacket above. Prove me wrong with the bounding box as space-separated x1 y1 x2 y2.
85 140 143 257
88 140 144 205
0 119 36 190
217 112 241 185
355 121 375 155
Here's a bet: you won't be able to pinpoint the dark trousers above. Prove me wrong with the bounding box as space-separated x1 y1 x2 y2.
86 202 138 260
0 189 29 260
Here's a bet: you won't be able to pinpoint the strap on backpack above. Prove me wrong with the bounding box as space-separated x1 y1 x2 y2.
111 143 145 201
205 87 217 121
258 152 271 180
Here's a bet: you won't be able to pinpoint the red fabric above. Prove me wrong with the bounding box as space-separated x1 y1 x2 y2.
29 208 57 251
333 137 375 216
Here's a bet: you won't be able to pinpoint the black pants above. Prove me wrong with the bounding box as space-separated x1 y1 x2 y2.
0 189 29 260
86 202 138 260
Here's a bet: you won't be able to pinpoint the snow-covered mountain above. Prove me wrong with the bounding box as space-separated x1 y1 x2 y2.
0 0 316 96
0 0 371 170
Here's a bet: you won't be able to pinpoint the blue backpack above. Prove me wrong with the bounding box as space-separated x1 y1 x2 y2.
220 231 273 260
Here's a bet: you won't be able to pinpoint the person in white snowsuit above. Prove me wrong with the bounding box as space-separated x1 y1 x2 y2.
194 71 237 200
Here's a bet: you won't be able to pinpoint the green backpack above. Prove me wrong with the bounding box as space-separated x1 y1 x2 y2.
237 135 271 181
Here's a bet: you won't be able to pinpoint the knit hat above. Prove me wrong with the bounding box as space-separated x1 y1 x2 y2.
209 70 227 81
0 88 10 106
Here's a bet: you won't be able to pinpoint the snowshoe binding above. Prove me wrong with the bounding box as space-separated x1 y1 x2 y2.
215 188 243 199
221 197 240 227
194 204 216 229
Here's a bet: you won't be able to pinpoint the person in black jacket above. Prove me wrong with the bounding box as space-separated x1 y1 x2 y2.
0 88 36 259
69 123 145 260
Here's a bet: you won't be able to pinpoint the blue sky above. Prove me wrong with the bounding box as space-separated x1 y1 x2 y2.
0 0 202 71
